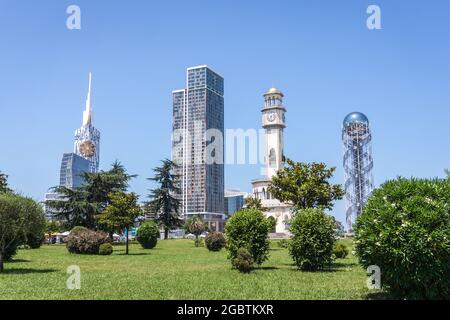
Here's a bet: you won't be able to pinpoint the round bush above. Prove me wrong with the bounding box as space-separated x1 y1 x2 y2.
225 208 271 265
98 243 113 256
136 221 159 249
205 232 226 251
70 226 88 236
66 229 110 255
333 243 349 259
232 248 254 273
354 178 450 299
289 208 336 271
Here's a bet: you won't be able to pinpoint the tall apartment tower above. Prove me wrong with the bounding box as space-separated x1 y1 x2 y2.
342 112 375 232
172 66 225 231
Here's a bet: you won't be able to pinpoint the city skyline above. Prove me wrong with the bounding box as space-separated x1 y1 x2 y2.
1 1 450 226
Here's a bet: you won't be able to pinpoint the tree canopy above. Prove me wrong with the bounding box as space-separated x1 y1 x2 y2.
268 159 344 210
45 161 136 230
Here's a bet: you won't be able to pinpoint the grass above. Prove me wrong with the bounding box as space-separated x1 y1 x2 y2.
0 239 375 300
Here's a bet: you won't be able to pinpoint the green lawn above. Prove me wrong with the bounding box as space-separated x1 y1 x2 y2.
0 239 374 300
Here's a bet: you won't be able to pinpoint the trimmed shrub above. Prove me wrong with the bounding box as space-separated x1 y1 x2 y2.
98 243 113 256
333 243 349 259
66 229 110 255
225 208 271 265
354 178 450 299
289 208 336 271
136 221 159 249
232 248 254 273
205 232 226 251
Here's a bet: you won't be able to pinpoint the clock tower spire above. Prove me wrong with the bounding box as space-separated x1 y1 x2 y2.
262 87 286 179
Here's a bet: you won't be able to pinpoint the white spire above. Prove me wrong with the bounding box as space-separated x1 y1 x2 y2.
82 72 93 126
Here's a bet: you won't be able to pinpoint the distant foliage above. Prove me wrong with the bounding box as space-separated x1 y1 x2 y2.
232 248 254 273
71 226 88 236
66 229 111 255
355 178 450 299
136 221 160 249
98 243 113 256
289 208 336 271
332 243 349 259
205 232 226 252
277 239 290 249
225 208 271 265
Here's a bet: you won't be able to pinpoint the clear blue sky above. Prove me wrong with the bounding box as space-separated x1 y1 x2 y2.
1 0 449 225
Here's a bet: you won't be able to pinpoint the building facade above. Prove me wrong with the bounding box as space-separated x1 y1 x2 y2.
74 73 100 173
172 65 226 231
224 189 247 216
251 88 292 236
59 153 90 189
342 112 374 231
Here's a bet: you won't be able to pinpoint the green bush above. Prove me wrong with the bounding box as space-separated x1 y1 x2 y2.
205 232 226 251
289 208 336 271
354 177 450 299
136 221 159 249
70 226 89 236
333 243 349 259
225 208 271 265
25 232 45 249
66 229 110 255
232 248 254 273
98 243 113 255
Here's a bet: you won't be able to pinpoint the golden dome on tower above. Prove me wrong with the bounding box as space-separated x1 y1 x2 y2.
264 87 284 97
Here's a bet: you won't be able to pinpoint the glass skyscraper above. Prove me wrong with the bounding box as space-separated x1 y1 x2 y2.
59 153 90 189
224 189 247 216
172 65 225 231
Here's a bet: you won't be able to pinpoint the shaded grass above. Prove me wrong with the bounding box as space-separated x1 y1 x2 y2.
0 239 374 300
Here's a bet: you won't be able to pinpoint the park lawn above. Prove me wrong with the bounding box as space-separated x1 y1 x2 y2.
0 239 372 300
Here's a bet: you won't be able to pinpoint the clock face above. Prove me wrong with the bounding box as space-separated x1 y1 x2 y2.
79 140 96 158
266 112 277 122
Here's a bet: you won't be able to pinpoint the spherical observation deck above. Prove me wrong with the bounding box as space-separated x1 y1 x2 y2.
343 112 369 126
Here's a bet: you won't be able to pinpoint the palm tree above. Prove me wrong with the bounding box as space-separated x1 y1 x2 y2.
146 159 182 240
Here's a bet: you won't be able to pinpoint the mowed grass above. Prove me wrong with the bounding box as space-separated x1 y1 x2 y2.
0 239 372 300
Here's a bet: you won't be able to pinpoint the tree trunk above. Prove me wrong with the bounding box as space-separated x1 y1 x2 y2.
125 228 129 255
0 253 3 273
164 228 169 240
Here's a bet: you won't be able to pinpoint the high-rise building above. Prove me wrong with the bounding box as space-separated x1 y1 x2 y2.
224 189 248 216
342 112 374 231
172 65 225 231
251 87 292 235
74 73 100 173
59 153 90 189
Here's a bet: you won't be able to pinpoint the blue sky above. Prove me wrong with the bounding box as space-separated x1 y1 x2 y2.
0 0 449 224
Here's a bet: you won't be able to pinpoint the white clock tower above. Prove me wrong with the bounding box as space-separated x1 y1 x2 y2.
251 87 292 236
262 87 286 178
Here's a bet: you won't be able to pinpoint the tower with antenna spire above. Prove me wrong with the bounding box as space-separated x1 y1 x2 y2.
74 72 100 173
